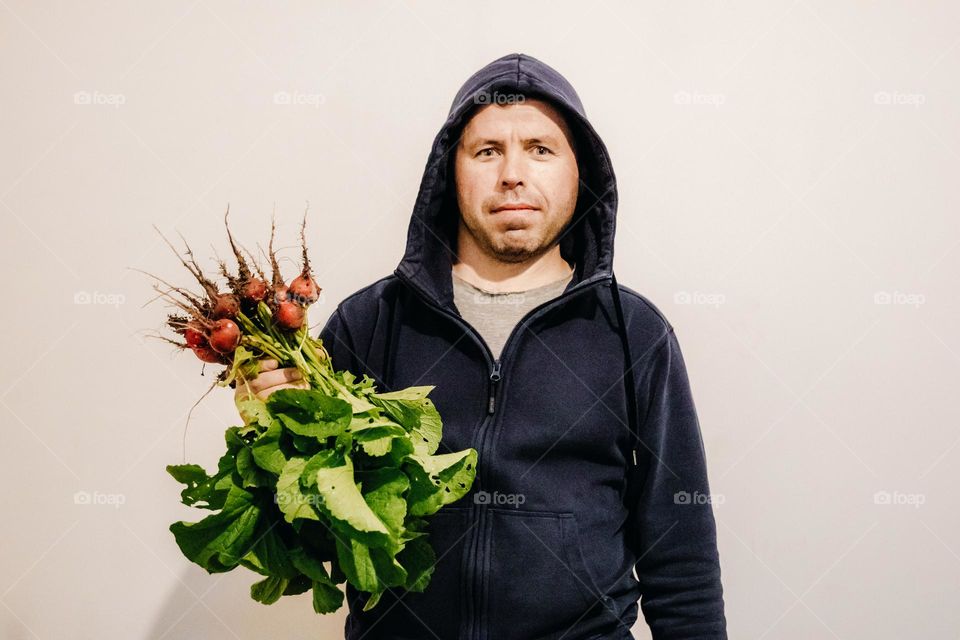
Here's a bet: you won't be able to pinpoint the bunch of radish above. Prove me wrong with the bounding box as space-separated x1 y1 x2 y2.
142 207 324 374
139 206 478 617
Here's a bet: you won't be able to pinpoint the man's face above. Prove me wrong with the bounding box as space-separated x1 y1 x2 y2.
454 98 579 264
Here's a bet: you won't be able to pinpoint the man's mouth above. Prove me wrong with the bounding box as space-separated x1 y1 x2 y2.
492 203 538 213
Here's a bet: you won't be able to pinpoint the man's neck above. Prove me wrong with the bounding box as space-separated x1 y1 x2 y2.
452 243 573 294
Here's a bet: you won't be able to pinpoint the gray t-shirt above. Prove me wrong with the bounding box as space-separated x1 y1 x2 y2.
452 265 575 360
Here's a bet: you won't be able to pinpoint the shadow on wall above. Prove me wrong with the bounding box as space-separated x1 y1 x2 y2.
145 565 346 639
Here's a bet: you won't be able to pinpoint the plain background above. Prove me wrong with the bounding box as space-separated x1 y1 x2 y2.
2 2 958 638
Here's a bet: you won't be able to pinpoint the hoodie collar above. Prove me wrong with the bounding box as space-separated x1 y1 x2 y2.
394 52 618 310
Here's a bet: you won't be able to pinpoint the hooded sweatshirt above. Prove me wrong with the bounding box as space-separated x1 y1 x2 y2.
319 52 728 640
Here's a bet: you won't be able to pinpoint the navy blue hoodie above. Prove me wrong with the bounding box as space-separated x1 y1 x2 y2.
319 52 728 640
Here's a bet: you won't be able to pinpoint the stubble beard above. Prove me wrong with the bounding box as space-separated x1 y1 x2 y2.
460 211 569 264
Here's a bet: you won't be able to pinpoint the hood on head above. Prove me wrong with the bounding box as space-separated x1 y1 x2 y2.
394 52 619 308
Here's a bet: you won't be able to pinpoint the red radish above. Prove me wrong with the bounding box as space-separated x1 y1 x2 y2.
242 277 268 303
212 293 239 319
192 344 225 363
266 215 287 312
184 323 206 348
275 300 305 330
288 272 320 305
209 318 241 354
287 210 320 305
223 205 269 305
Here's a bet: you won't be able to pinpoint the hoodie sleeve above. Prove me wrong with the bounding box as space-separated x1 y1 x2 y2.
317 306 360 373
629 328 728 639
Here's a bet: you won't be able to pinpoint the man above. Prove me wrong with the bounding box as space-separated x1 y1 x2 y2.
240 53 728 640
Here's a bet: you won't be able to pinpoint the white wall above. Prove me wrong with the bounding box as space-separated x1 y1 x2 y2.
1 2 958 638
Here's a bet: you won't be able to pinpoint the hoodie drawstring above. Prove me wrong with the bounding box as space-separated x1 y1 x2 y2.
609 272 639 454
383 294 404 392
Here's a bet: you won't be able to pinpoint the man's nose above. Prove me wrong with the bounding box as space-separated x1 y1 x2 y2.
498 148 525 188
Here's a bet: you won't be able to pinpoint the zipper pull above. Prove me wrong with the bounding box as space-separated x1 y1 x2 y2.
487 360 502 414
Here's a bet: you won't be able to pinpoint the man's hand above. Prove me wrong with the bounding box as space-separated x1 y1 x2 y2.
234 359 308 423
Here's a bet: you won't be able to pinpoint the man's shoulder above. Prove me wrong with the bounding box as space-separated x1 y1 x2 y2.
332 274 678 356
335 274 402 319
612 281 677 352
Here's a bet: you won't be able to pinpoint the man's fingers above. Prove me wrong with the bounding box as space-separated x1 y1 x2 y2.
243 368 303 394
234 364 307 407
282 368 304 383
255 381 308 401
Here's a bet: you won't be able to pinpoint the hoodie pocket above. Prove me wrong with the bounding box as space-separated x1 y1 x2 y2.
349 506 472 640
487 508 601 638
405 506 474 635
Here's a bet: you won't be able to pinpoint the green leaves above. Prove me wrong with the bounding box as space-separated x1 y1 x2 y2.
250 419 287 475
275 459 320 524
166 463 223 509
315 455 390 535
168 485 261 573
267 389 352 439
370 387 442 455
167 383 477 616
361 468 409 536
397 535 437 592
250 576 288 604
406 449 479 517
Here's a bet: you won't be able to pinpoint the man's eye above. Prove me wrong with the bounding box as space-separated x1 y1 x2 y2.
477 148 498 157
533 146 553 155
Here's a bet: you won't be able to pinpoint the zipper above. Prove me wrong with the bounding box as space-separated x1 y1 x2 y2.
393 267 611 640
487 360 502 414
394 267 609 488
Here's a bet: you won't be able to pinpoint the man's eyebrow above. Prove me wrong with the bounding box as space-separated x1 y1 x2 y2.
467 135 562 149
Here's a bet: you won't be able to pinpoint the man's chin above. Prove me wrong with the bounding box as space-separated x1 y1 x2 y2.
467 223 559 263
490 250 535 264
489 236 548 262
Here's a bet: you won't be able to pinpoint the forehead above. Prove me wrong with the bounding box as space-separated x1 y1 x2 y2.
461 98 575 144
